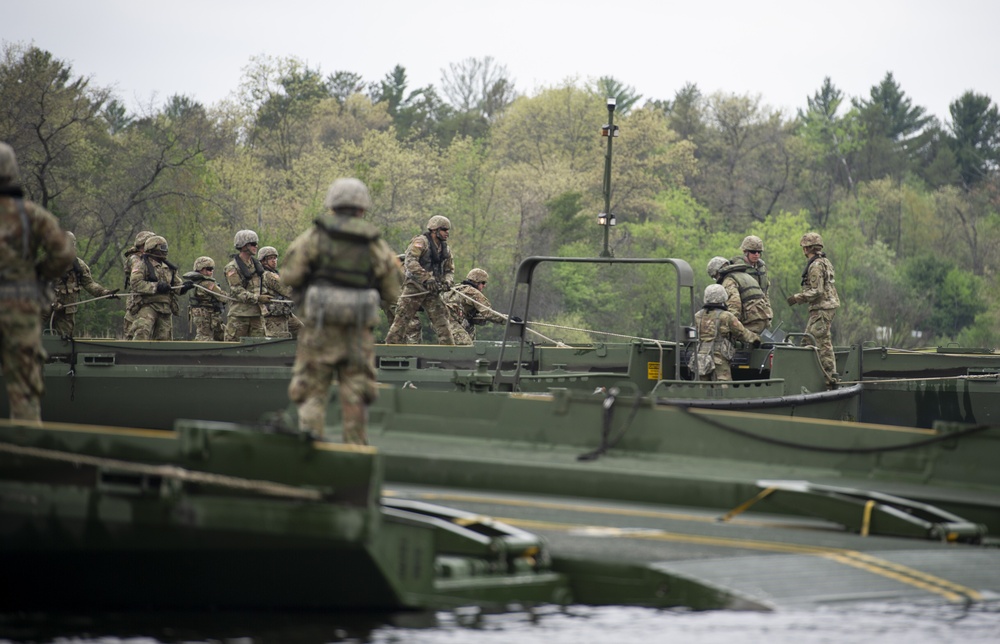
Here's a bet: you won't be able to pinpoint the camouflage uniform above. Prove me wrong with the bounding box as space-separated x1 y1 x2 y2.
788 233 840 387
47 256 114 337
0 142 76 419
223 234 267 341
186 258 227 341
690 285 760 382
718 261 773 334
383 217 455 345
443 280 506 345
128 236 185 341
258 247 297 339
284 178 401 444
122 231 154 340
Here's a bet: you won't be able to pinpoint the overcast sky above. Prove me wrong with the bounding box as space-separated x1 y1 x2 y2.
7 0 999 124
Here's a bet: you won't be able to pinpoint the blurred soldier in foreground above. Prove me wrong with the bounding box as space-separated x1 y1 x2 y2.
383 216 455 345
787 232 840 388
46 231 117 337
0 142 75 419
283 178 401 444
128 235 190 340
185 256 228 341
123 231 154 339
689 284 760 383
224 229 270 341
258 245 300 339
443 268 509 344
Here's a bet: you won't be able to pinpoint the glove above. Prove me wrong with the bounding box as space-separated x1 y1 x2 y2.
107 288 120 300
51 301 63 311
423 279 440 294
258 294 272 304
786 295 798 306
509 316 523 324
752 339 762 348
443 278 454 290
155 281 171 294
179 281 194 295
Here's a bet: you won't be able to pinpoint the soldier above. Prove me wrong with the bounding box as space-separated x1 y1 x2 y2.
185 256 228 341
0 142 76 420
443 268 508 344
689 284 760 383
733 235 771 294
128 235 190 341
711 255 773 335
384 216 455 345
46 231 117 337
123 231 155 340
381 254 423 343
787 232 840 388
223 229 271 341
283 178 401 444
257 245 300 339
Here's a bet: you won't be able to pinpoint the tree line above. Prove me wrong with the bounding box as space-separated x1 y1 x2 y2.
2 41 998 346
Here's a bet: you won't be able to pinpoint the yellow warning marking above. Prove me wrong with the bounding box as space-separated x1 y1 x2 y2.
0 419 176 439
498 516 982 603
647 362 661 381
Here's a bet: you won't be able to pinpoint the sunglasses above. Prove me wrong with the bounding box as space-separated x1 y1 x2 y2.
747 250 762 254
438 227 449 232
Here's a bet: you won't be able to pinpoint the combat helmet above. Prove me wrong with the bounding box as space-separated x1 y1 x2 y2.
323 178 372 212
0 142 20 187
66 231 77 247
704 284 727 305
741 235 763 252
706 256 730 280
193 256 215 271
144 235 169 258
466 268 488 283
800 232 824 248
234 229 259 250
257 246 278 261
134 231 155 251
426 216 452 231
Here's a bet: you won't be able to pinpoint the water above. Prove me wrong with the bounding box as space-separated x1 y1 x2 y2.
3 601 999 644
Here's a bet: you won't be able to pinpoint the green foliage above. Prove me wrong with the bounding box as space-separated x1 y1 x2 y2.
4 42 1000 346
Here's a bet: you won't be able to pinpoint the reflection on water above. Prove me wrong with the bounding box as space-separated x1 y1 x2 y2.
2 601 999 644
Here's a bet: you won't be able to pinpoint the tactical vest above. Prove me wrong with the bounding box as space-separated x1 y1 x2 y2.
724 268 766 305
0 195 32 282
187 274 225 313
417 232 450 279
309 213 380 289
232 254 266 292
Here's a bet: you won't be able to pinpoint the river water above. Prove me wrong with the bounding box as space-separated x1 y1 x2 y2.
3 600 999 644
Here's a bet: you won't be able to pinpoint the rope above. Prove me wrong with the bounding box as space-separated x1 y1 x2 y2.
676 406 992 454
841 373 1000 386
0 441 323 501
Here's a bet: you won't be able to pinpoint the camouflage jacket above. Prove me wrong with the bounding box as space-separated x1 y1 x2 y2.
444 282 506 331
796 254 839 311
53 257 113 314
224 253 267 317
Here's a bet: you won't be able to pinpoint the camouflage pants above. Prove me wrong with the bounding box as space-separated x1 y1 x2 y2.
224 315 264 342
288 323 377 444
743 319 769 334
288 314 303 339
131 306 173 341
45 309 75 338
696 353 733 383
191 310 225 341
449 319 473 345
1 306 45 421
802 309 838 385
384 285 453 344
264 315 291 339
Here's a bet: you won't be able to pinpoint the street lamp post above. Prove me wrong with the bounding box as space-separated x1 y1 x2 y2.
599 97 618 258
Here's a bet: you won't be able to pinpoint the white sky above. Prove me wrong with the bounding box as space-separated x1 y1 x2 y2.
7 0 1000 124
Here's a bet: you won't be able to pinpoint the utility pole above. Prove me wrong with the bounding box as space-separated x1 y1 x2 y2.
598 97 618 258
